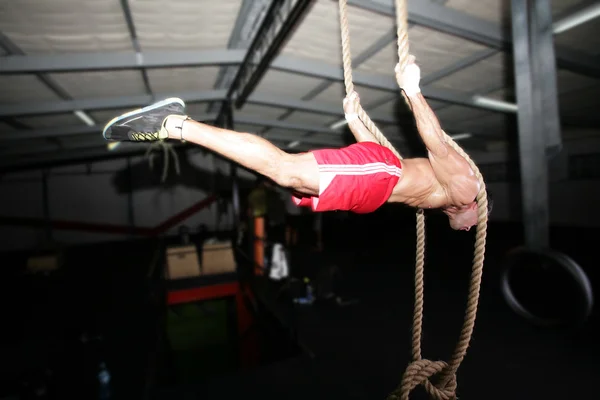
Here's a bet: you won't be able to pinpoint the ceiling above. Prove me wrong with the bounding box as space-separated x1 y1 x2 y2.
0 0 599 171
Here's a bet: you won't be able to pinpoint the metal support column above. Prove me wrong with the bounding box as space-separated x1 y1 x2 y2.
531 0 562 158
511 0 561 249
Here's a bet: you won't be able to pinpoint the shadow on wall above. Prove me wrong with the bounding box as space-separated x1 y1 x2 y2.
111 149 258 197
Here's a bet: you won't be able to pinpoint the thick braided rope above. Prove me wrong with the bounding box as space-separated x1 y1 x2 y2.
338 0 402 161
337 0 489 399
393 0 489 393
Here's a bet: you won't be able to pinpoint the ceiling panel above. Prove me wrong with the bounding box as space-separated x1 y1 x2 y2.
284 111 337 126
359 26 488 78
0 75 60 103
280 0 394 66
485 87 515 101
557 69 600 95
559 85 600 114
146 67 220 93
236 104 287 121
311 81 390 108
48 70 147 99
435 105 496 124
445 0 507 25
253 69 326 100
429 52 509 94
445 0 583 26
234 124 261 134
131 0 242 50
185 103 210 118
368 95 448 117
452 113 511 137
550 0 592 16
0 0 133 53
15 113 83 129
89 107 132 124
555 22 600 55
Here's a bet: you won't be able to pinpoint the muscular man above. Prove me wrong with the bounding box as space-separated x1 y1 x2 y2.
102 56 490 231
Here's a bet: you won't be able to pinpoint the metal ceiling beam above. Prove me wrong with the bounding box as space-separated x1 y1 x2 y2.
0 115 347 143
1 49 517 114
0 114 220 141
349 0 600 79
0 49 246 74
0 90 227 118
119 0 153 95
270 55 518 112
0 89 399 123
0 31 100 130
2 5 597 81
207 0 269 114
227 0 314 109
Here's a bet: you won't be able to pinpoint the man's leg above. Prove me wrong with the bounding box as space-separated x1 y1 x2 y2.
167 117 319 195
102 98 320 196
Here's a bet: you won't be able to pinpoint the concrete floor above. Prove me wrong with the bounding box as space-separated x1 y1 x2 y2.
155 213 600 400
2 209 598 400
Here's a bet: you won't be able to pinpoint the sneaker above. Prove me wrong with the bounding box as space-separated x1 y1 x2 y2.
102 97 187 142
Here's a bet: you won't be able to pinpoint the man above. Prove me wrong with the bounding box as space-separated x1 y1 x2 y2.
102 56 490 231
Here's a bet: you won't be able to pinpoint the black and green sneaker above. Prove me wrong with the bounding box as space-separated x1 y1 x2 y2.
102 97 187 142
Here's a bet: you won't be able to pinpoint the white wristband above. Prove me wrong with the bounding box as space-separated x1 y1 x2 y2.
345 113 359 122
402 84 421 97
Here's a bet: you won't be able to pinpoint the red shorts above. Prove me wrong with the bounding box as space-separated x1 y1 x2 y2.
292 142 402 214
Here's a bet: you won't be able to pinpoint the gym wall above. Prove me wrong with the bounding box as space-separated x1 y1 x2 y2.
473 132 600 226
0 150 257 252
1 134 599 252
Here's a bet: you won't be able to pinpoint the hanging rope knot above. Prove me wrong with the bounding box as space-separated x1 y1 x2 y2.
388 360 457 400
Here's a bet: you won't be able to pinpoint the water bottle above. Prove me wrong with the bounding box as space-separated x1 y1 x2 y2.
98 362 111 400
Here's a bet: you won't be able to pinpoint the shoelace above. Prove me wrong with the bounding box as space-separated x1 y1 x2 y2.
145 140 181 182
131 132 161 141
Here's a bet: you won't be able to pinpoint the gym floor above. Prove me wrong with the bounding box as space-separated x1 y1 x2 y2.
2 209 598 400
156 210 600 400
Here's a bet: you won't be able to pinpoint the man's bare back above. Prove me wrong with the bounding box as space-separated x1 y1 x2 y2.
343 56 481 230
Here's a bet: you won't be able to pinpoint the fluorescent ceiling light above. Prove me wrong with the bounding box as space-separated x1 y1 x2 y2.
330 119 348 130
73 110 96 126
449 133 472 141
472 96 518 113
288 140 301 148
553 3 600 34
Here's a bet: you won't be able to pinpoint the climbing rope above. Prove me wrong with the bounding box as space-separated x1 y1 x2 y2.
337 1 489 399
145 140 181 182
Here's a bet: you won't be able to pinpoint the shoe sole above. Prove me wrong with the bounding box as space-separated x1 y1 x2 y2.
102 97 186 140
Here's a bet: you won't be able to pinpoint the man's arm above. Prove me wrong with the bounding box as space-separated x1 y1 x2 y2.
406 93 451 158
396 58 450 159
398 57 480 204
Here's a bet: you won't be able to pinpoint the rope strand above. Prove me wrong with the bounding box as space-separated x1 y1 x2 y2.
336 0 489 398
